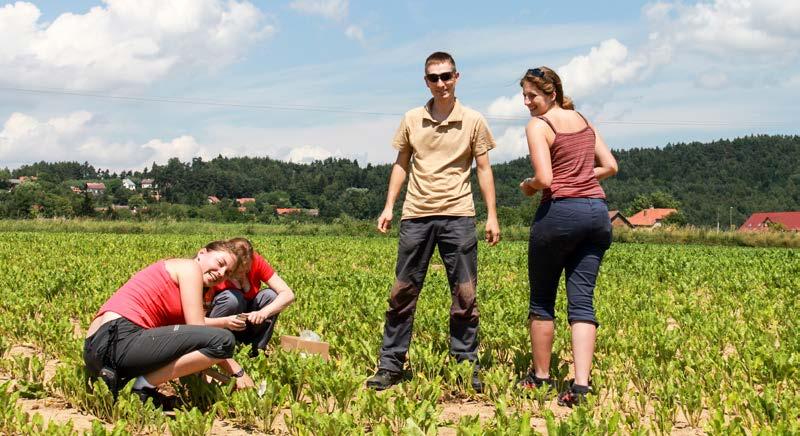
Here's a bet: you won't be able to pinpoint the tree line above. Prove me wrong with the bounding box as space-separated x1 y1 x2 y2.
1 134 798 227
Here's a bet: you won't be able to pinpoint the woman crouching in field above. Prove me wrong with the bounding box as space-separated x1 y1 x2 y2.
518 67 618 406
83 239 254 410
204 238 295 358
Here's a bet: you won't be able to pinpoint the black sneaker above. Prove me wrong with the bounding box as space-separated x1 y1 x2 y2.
557 381 592 407
471 369 483 394
366 369 403 391
518 372 555 390
132 387 177 411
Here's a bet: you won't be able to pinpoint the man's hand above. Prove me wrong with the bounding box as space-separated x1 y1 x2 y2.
234 372 255 390
485 216 500 246
520 178 537 197
377 208 393 233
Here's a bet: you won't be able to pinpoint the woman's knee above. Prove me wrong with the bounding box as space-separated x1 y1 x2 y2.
252 288 278 309
203 329 236 359
210 290 247 316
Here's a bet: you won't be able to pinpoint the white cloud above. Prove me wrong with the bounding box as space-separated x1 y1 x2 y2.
289 0 348 21
558 39 647 100
142 135 204 164
0 111 208 170
345 25 364 42
491 126 528 163
644 0 800 56
0 1 274 90
487 94 527 118
205 118 398 164
285 145 336 163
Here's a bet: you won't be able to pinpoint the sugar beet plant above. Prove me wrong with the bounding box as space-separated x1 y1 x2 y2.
0 231 798 434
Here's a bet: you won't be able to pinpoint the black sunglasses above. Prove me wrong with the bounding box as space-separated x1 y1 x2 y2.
425 71 456 83
527 68 545 78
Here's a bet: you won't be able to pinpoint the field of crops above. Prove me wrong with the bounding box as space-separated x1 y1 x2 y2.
0 231 798 434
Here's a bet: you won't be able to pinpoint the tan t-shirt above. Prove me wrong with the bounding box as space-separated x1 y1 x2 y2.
393 99 496 219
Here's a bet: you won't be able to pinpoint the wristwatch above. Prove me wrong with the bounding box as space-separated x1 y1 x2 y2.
232 368 245 378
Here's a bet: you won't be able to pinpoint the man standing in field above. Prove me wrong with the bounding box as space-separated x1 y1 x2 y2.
367 51 500 392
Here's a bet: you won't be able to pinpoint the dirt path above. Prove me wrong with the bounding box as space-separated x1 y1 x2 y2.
2 343 706 435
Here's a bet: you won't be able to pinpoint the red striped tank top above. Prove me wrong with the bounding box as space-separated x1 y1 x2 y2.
537 113 606 203
97 260 185 328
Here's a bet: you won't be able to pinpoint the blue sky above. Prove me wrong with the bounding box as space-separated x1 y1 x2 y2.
1 0 798 171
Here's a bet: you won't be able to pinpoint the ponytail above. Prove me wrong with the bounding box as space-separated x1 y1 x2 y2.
561 95 575 110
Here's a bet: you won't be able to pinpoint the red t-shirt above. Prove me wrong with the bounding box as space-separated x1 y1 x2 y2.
209 252 275 301
97 260 184 329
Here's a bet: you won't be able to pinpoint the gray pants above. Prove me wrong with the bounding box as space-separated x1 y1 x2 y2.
378 216 479 373
208 288 279 356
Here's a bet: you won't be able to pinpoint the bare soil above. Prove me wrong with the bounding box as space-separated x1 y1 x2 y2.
2 343 708 435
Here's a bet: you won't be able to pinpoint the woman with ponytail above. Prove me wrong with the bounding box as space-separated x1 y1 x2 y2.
83 239 253 410
517 66 618 407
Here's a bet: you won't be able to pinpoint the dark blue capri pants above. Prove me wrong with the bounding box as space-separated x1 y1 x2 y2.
528 198 612 326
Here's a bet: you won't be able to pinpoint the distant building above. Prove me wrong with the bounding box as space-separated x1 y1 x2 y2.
140 179 155 189
122 178 136 190
739 212 800 232
608 210 633 229
236 198 256 205
70 186 82 194
207 196 220 204
627 208 678 228
8 176 37 188
85 182 106 195
276 207 319 217
276 208 301 216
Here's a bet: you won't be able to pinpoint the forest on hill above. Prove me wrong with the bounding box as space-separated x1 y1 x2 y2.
2 135 798 227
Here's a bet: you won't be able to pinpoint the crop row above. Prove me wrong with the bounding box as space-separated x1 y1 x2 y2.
0 232 797 434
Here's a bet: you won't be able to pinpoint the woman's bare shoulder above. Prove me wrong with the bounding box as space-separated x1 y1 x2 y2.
163 258 201 281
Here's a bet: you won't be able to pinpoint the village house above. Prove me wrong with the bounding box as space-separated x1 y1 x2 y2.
122 178 136 190
7 176 38 189
236 198 256 212
627 207 678 228
140 179 155 189
276 208 319 217
207 196 220 204
739 211 800 232
608 210 633 229
276 208 300 216
85 182 106 195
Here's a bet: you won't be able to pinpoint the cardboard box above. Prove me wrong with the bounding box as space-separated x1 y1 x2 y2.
280 335 330 361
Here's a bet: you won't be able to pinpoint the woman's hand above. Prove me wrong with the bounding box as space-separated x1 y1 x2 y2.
223 315 247 331
247 309 271 325
234 372 255 390
520 178 537 197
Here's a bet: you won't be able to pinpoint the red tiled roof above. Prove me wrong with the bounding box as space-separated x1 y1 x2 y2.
236 198 255 205
739 212 800 231
627 208 677 227
86 182 106 190
207 196 220 204
276 208 301 215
